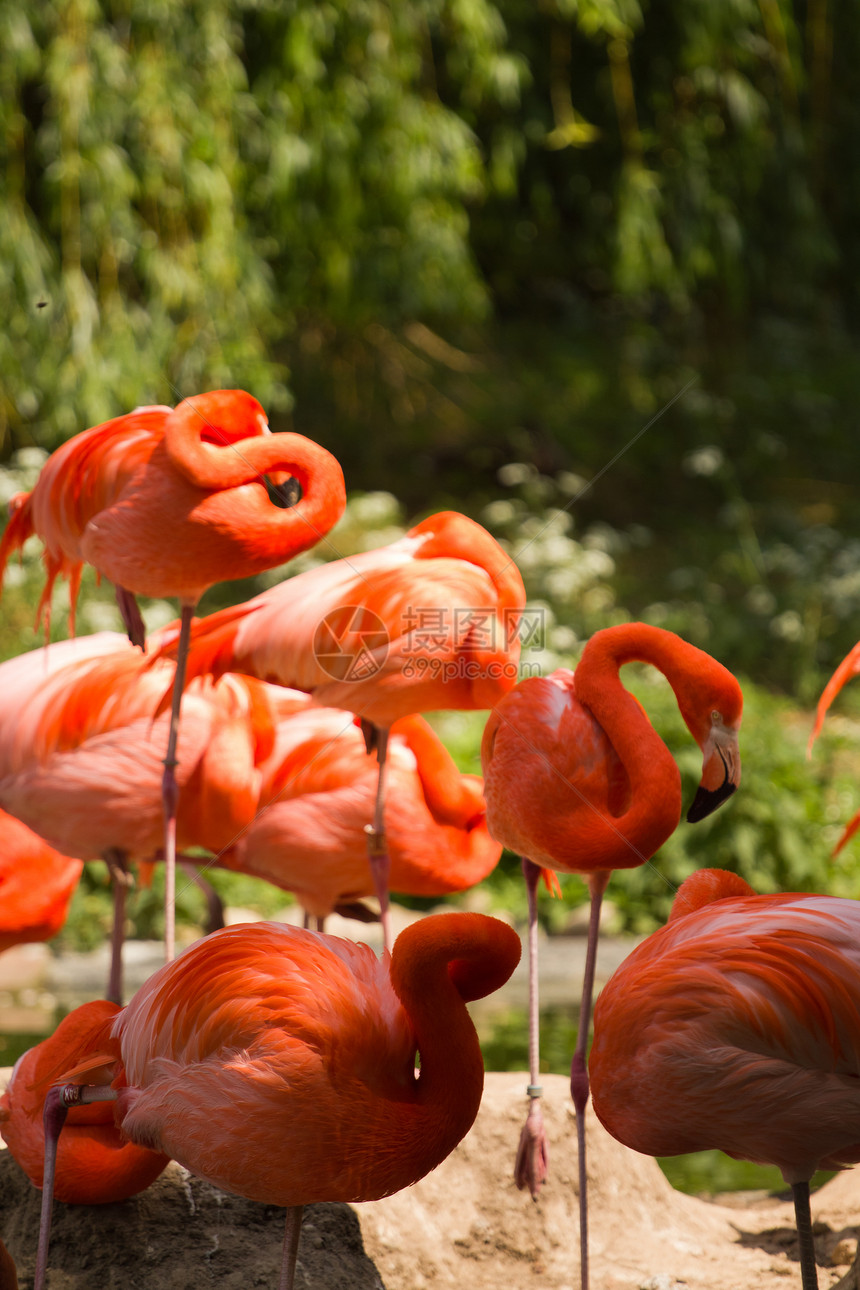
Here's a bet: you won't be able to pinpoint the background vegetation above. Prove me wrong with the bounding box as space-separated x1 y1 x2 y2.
3 0 860 946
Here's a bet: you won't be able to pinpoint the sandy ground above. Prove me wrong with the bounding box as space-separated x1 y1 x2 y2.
2 1072 860 1290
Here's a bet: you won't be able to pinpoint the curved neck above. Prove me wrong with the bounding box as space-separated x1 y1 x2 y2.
164 392 346 565
571 625 709 859
409 512 525 617
388 914 520 1165
575 623 721 744
394 716 485 828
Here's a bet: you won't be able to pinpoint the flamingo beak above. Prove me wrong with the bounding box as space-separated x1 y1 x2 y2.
686 719 741 823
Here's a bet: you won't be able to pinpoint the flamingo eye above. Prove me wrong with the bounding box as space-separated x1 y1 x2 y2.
711 710 721 723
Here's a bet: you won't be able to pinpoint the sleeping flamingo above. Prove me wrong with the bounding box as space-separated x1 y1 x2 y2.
30 911 521 1290
0 1001 169 1205
155 510 525 948
590 867 860 1290
217 707 502 928
480 622 743 1289
0 389 346 962
0 810 83 952
0 634 279 1001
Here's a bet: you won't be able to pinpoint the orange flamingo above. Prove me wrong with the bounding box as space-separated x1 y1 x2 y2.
218 706 501 926
480 622 743 1288
0 1001 169 1205
156 510 525 947
590 867 860 1290
809 640 860 853
0 389 346 962
0 809 83 952
0 634 278 1001
31 911 521 1290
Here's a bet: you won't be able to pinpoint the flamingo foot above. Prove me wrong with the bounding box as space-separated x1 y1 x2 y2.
514 1090 549 1200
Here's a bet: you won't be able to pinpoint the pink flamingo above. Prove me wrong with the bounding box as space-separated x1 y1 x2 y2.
591 867 860 1290
30 912 521 1289
218 705 502 927
0 390 346 961
154 510 525 948
480 623 743 1288
0 634 278 1001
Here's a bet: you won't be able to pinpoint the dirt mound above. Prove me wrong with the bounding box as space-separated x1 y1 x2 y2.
2 1072 858 1289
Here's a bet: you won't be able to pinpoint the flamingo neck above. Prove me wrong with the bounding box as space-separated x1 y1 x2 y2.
571 624 712 856
394 716 485 829
409 512 525 616
163 391 346 566
388 915 520 1167
575 623 721 746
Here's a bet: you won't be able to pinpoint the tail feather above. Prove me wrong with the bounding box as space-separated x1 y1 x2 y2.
0 491 34 579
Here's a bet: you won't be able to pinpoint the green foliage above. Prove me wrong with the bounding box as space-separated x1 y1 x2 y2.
1 0 520 454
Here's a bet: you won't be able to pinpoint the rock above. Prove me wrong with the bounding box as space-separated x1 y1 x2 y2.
0 1155 383 1290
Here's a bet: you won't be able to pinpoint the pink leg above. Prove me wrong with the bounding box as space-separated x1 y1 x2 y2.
570 869 610 1290
362 726 392 953
103 848 133 1005
34 1087 68 1290
35 1083 117 1290
278 1205 304 1290
161 602 195 963
514 857 549 1199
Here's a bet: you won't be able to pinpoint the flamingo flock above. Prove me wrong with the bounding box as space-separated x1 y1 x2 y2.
0 386 856 1290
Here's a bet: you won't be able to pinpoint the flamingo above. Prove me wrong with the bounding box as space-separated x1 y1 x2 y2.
218 707 502 928
0 634 279 1001
0 810 83 952
589 867 860 1290
809 640 860 853
480 622 743 1289
0 389 346 962
0 1001 169 1205
154 510 526 948
30 911 521 1290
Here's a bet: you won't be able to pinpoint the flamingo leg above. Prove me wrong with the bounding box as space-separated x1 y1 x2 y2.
178 859 225 934
362 725 392 953
514 857 549 1200
278 1205 304 1290
34 1087 68 1290
35 1083 117 1290
103 847 133 1005
114 585 147 650
161 602 195 963
791 1181 820 1290
570 868 610 1290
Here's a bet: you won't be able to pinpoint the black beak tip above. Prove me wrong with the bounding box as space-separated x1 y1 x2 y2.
686 781 737 824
